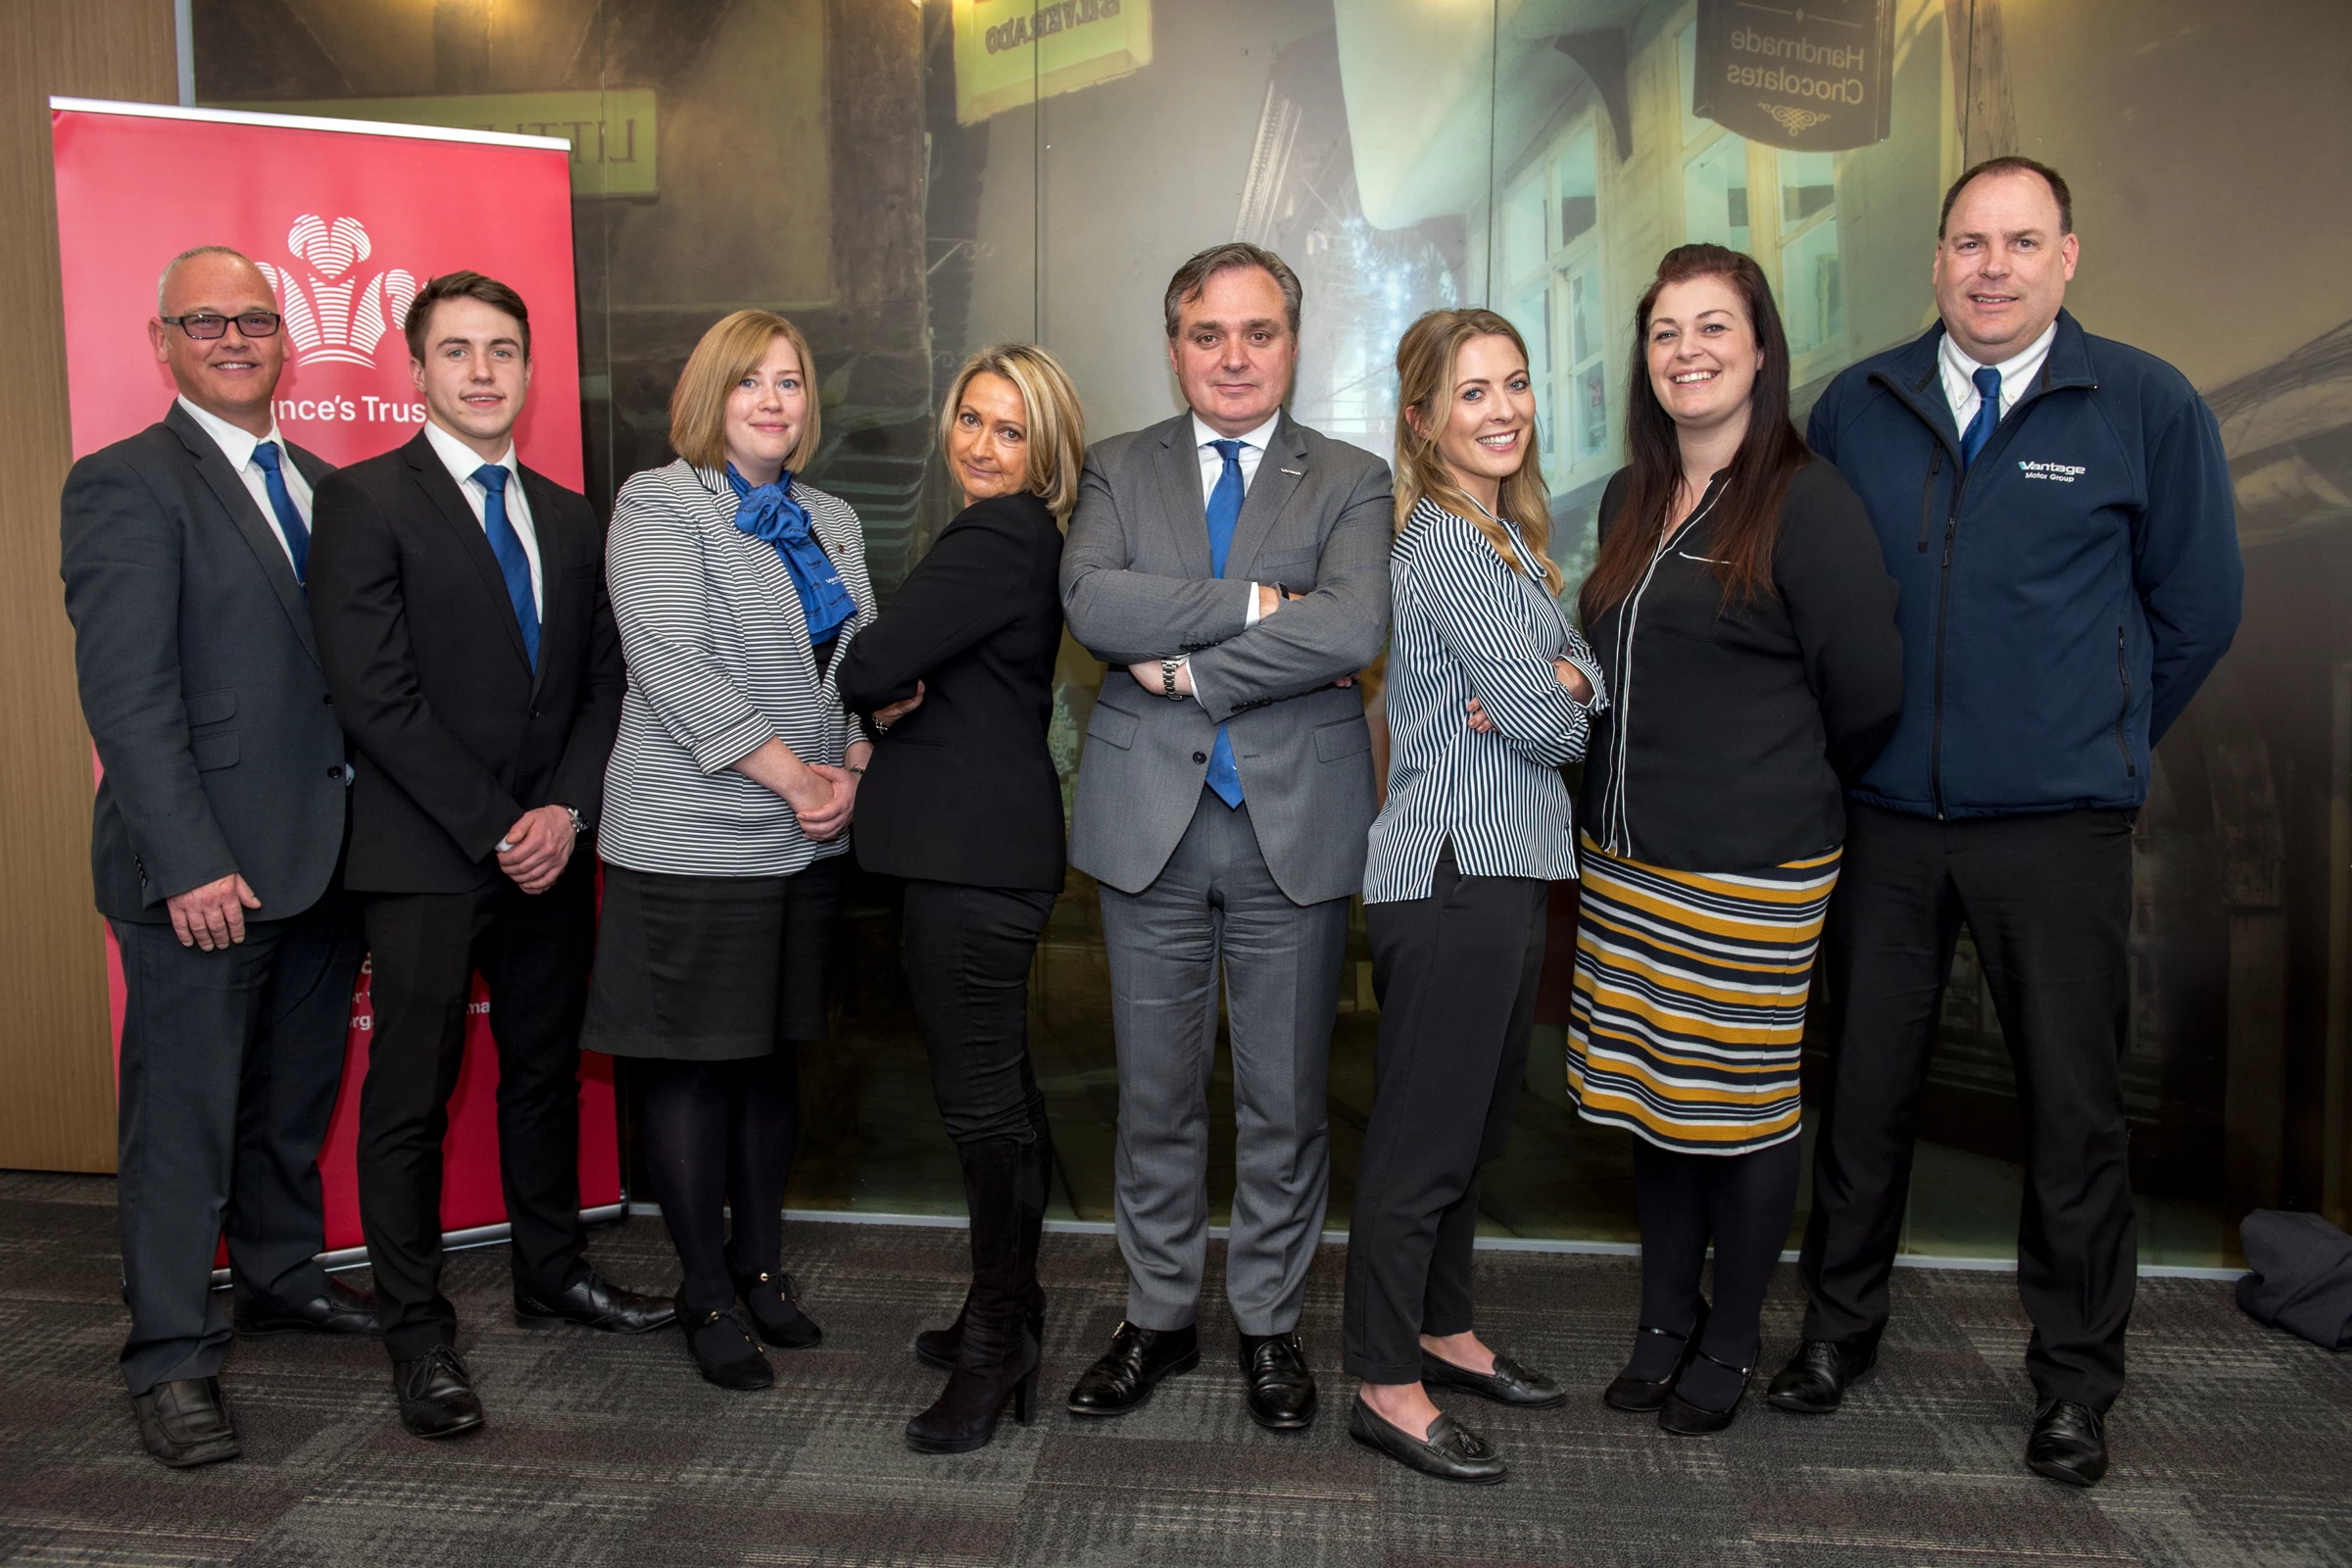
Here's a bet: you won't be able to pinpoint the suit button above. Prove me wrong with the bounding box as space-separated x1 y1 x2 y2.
321 693 333 706
530 707 542 719
1193 752 1207 764
325 763 344 780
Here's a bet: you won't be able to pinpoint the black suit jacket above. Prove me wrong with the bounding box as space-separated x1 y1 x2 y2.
838 491 1066 892
307 429 623 895
61 403 349 923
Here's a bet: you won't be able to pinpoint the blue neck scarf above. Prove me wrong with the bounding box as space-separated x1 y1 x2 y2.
725 465 856 646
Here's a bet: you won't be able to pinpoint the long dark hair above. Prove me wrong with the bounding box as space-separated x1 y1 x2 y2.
1578 244 1808 622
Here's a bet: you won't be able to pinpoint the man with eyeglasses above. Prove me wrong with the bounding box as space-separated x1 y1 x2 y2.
60 245 375 1470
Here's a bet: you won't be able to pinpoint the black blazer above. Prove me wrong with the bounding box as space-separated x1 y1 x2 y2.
61 403 349 923
838 490 1066 892
308 429 623 895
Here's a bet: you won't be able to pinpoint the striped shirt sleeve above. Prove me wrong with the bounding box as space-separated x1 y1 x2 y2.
1416 510 1597 768
607 478 774 776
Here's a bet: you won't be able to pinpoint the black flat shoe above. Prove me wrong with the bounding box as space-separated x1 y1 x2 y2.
1348 1397 1506 1484
1423 1348 1566 1409
1065 1321 1199 1417
731 1266 823 1350
129 1377 241 1468
1604 1301 1709 1412
1239 1331 1317 1431
1658 1348 1751 1436
391 1345 484 1439
2027 1398 2109 1487
235 1276 380 1338
1764 1337 1876 1415
685 1308 774 1392
515 1268 676 1335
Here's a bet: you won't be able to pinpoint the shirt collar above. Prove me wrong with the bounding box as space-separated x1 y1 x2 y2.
1191 410 1283 455
1940 318 2057 389
175 394 285 471
421 417 518 491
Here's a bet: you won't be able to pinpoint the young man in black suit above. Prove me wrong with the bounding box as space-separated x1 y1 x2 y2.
62 245 377 1469
308 271 670 1440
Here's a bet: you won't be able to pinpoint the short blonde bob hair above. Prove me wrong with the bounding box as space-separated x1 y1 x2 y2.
669 310 821 473
938 343 1087 520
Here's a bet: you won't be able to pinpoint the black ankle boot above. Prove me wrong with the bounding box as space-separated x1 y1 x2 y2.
906 1138 1043 1454
914 1127 1051 1371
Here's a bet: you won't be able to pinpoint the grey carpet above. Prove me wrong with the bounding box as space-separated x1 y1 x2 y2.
3 1171 2348 1567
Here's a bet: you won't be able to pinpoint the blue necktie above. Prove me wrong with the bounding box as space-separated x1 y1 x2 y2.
474 465 539 670
1201 440 1247 809
1958 366 2002 468
248 441 310 585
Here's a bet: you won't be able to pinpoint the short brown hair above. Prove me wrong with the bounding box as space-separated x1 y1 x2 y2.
1939 155 2073 237
404 270 531 363
1162 242 1302 339
938 343 1089 521
668 310 821 473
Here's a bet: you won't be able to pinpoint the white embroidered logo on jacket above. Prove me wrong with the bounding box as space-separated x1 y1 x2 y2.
256 216 417 368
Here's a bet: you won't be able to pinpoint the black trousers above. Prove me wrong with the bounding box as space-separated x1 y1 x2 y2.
111 892 364 1395
356 861 597 1360
1344 854 1547 1383
902 880 1056 1146
1799 803 2137 1410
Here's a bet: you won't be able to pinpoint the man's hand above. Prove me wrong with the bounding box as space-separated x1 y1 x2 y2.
874 680 925 728
1127 659 1195 699
796 761 858 842
497 805 577 895
167 873 261 950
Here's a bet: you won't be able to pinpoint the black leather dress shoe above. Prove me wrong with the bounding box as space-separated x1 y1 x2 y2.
1604 1301 1709 1413
1065 1321 1199 1417
1765 1338 1877 1414
684 1308 774 1392
1658 1348 1752 1436
514 1268 676 1335
1239 1331 1318 1430
391 1346 484 1440
1348 1397 1506 1484
130 1377 240 1468
1422 1348 1566 1409
2027 1398 2109 1487
235 1276 380 1338
731 1266 822 1350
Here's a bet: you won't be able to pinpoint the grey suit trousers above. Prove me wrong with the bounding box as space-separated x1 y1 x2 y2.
1100 789 1350 1335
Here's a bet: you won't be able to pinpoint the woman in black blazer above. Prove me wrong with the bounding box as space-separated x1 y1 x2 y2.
838 343 1085 1455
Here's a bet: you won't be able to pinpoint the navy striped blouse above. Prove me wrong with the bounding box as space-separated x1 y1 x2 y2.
1363 496 1607 905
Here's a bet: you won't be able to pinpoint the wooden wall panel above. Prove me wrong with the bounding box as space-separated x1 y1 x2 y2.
0 0 177 1171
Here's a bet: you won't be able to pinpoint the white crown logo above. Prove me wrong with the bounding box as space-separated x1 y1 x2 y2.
256 216 416 368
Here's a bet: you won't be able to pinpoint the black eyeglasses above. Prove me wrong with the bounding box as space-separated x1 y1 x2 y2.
161 311 283 340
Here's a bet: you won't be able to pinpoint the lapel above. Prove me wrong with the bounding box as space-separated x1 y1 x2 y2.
517 465 568 695
1225 413 1309 578
402 431 532 675
1151 416 1216 578
164 402 320 666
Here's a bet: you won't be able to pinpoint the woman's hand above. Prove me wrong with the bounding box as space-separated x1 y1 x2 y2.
1465 697 1495 733
874 680 926 728
1553 659 1593 703
794 762 858 841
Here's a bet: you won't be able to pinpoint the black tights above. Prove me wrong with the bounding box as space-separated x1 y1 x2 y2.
637 1052 801 1314
1629 1137 1800 1409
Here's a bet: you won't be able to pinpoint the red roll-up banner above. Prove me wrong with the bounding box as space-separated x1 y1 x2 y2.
51 98 622 1260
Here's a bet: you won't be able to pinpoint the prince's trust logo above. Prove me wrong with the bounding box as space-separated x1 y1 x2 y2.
2019 460 2086 483
255 215 416 368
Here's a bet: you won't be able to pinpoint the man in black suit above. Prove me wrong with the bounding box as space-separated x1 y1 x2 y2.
62 245 377 1470
308 271 670 1440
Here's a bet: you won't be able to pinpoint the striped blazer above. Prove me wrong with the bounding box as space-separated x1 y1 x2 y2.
1363 496 1607 904
599 458 877 878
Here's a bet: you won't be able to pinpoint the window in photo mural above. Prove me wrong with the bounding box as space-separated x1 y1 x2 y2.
1500 117 1608 493
1779 150 1844 358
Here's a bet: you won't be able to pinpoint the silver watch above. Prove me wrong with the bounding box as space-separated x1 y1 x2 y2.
564 806 587 838
1160 657 1185 701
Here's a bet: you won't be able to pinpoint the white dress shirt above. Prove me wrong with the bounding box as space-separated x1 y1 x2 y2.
175 395 313 569
1939 319 2057 435
1172 411 1282 705
421 417 542 614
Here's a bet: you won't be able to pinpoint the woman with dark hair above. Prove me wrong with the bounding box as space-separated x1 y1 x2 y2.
1569 245 1902 1434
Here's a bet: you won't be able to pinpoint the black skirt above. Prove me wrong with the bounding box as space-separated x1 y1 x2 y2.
583 858 843 1061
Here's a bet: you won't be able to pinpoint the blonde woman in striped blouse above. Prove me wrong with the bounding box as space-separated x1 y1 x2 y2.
1343 309 1605 1485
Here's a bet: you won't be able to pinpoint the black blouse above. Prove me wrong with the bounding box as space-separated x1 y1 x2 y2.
1577 459 1903 873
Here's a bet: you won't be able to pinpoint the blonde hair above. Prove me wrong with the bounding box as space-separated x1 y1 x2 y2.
1392 308 1562 593
669 310 821 473
938 343 1088 521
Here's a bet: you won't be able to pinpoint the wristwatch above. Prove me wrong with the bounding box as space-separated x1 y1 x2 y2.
1160 657 1186 701
564 806 587 838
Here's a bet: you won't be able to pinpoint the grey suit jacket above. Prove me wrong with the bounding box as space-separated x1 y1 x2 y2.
60 402 349 923
1061 410 1393 904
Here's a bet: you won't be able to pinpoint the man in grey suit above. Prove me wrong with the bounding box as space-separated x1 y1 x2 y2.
61 246 373 1470
1060 243 1392 1430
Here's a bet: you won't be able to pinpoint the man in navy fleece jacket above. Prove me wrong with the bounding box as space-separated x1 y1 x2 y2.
1765 157 2242 1490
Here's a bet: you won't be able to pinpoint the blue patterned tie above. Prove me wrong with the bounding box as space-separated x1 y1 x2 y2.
1201 439 1246 809
248 441 310 585
1958 367 2002 468
474 465 539 670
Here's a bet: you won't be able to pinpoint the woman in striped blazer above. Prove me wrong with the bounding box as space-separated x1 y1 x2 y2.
582 310 877 1391
1571 246 1900 1436
1344 309 1605 1485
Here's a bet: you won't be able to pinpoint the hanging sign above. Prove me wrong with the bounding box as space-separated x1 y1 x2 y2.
1692 0 1895 151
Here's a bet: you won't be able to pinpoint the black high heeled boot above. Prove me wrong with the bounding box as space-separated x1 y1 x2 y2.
913 1120 1051 1370
905 1137 1042 1454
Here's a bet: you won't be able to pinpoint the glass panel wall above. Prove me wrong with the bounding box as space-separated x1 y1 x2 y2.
191 0 2352 1265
